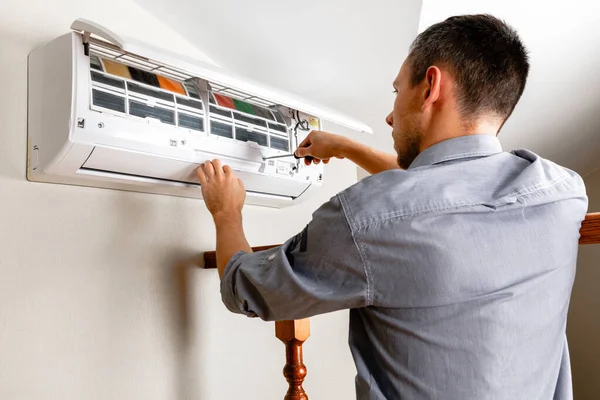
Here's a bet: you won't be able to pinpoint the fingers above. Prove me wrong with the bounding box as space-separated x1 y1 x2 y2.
202 160 216 180
297 134 312 149
212 159 223 176
223 165 238 182
203 159 231 180
237 178 245 190
304 157 323 166
295 132 314 157
196 166 208 185
295 145 311 158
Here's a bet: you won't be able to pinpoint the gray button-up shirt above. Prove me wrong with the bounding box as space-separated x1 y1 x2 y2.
221 135 588 399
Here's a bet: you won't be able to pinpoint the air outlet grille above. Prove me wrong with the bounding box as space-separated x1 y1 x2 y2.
87 38 304 152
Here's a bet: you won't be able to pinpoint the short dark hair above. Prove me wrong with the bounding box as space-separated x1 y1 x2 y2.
408 14 529 122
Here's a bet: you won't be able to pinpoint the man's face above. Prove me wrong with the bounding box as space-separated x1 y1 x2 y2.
386 60 424 169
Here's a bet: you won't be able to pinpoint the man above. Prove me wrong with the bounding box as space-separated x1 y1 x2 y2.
197 14 587 400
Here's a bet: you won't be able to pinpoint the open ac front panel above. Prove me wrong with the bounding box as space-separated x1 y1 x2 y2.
26 32 335 208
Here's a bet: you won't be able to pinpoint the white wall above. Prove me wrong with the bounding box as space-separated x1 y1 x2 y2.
569 169 600 399
0 1 360 398
419 0 600 175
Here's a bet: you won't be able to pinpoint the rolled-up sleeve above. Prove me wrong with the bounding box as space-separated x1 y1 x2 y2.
220 194 370 321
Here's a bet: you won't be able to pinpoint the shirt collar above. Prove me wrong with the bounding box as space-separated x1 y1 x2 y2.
408 134 503 170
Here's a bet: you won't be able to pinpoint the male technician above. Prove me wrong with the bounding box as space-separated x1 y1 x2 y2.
197 15 587 399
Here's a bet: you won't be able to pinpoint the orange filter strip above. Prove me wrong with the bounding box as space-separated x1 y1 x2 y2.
103 59 132 79
157 75 186 95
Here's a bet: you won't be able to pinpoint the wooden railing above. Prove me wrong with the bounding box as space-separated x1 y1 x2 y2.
203 212 600 399
578 212 600 245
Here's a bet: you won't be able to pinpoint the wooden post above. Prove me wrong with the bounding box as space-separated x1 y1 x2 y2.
579 212 600 245
275 319 310 400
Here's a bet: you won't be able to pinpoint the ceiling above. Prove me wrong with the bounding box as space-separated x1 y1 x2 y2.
135 0 600 176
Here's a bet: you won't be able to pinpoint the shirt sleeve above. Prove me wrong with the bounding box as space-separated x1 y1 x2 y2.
220 194 370 321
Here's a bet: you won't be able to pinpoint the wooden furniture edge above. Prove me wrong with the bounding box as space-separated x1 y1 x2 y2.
203 244 280 269
202 213 600 269
579 212 600 245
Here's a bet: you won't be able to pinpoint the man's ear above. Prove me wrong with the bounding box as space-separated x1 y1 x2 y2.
422 66 442 110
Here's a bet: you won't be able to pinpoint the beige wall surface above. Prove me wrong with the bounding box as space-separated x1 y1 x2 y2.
0 1 361 398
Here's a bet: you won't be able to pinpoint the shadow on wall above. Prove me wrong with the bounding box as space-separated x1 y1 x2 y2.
141 246 207 400
108 189 211 400
169 252 204 400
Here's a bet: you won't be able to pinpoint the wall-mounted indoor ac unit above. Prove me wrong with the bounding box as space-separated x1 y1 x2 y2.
27 19 372 208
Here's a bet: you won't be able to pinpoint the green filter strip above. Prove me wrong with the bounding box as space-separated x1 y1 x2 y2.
233 98 256 115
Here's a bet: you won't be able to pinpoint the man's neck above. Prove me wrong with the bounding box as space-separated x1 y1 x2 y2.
420 117 501 152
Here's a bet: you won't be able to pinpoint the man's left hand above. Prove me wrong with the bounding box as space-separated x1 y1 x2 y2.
197 159 246 219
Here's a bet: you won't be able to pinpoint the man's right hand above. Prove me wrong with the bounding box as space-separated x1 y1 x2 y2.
294 130 400 174
294 130 351 166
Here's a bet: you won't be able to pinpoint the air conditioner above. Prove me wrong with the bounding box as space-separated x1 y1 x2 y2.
27 19 372 208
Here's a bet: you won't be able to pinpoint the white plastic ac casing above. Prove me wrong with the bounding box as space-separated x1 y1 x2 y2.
27 19 372 208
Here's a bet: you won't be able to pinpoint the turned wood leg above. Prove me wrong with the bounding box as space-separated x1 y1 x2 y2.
275 319 310 400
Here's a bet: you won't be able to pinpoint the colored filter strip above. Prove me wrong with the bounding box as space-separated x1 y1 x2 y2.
213 93 236 109
101 58 186 96
157 75 186 95
213 93 277 122
103 59 131 79
232 98 255 114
